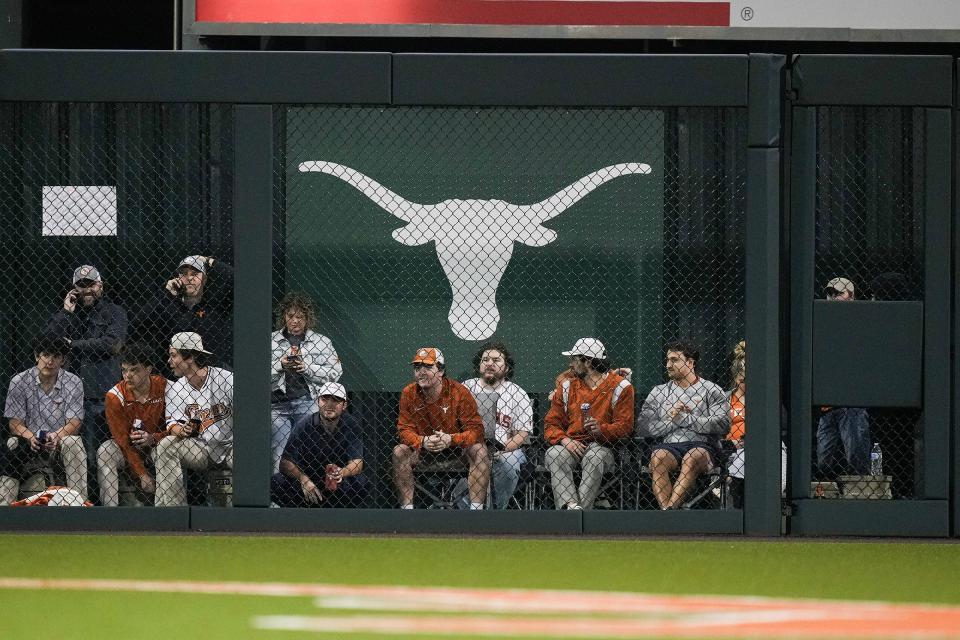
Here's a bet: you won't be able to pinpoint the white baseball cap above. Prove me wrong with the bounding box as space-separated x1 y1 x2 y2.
561 337 607 359
169 332 213 355
317 382 348 401
825 277 855 296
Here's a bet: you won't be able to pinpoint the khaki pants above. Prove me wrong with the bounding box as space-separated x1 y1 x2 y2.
96 440 156 507
154 437 233 507
545 442 614 510
0 435 88 504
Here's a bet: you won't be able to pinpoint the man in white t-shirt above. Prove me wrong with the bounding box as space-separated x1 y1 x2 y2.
461 342 533 509
155 332 233 507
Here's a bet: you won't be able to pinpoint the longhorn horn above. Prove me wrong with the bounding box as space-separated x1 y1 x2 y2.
529 162 651 222
298 161 424 222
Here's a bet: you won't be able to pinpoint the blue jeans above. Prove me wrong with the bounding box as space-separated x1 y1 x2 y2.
816 408 871 476
455 448 526 509
270 396 316 473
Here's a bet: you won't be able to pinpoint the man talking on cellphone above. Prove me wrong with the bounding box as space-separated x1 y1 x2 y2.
45 264 128 502
133 255 234 369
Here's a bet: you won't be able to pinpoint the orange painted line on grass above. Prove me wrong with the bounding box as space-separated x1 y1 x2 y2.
3 577 959 638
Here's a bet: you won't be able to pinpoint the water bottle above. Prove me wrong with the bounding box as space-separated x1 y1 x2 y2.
870 442 883 476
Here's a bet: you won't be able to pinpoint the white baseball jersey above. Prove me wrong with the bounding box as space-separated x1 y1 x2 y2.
462 378 534 446
165 366 234 465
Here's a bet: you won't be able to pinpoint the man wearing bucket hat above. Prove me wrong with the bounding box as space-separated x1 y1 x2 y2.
270 382 366 507
816 276 871 477
133 254 233 369
544 338 634 510
392 347 488 509
155 332 233 506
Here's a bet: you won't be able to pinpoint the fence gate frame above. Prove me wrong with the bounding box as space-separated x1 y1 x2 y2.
786 55 954 537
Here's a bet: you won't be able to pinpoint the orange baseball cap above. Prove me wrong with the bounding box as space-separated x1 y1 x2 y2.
411 347 444 366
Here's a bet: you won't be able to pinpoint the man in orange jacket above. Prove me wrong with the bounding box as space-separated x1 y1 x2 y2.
544 338 634 510
392 347 488 509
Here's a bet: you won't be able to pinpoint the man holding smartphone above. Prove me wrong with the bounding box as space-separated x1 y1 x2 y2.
45 264 128 504
133 254 234 370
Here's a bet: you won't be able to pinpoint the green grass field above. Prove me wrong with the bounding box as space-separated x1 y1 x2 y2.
0 534 957 639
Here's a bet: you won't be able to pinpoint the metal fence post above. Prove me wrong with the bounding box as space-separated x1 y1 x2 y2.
232 105 274 507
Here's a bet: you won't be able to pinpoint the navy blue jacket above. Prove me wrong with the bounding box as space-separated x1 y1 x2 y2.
46 296 128 399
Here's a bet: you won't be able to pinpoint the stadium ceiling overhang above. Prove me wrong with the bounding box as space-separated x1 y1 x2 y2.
185 0 960 41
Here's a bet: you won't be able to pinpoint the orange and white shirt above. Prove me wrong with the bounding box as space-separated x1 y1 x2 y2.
104 374 168 477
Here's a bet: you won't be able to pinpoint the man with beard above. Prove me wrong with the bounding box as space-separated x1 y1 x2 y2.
392 347 487 509
544 338 634 510
636 341 729 510
45 264 128 500
134 255 233 369
461 342 533 509
0 336 87 503
270 382 365 508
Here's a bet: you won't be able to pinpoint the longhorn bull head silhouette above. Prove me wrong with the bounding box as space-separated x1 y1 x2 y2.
299 161 651 340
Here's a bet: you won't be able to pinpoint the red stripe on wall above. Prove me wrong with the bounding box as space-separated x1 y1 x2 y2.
195 1 731 27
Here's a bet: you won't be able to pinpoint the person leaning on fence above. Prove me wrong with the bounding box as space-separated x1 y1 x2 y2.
44 265 128 498
96 342 168 506
270 382 366 508
461 341 534 509
392 347 488 509
543 338 634 510
270 291 342 473
155 332 234 507
816 277 871 478
0 335 87 504
133 254 233 369
636 341 729 510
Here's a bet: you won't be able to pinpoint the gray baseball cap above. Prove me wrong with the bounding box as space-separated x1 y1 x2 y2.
72 265 101 285
177 255 207 274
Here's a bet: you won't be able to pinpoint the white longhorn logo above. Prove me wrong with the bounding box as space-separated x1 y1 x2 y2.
299 161 652 340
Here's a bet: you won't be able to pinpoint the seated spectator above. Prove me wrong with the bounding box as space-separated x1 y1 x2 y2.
97 342 168 506
155 332 233 507
544 338 633 510
270 382 365 507
133 254 233 369
392 347 488 509
270 292 342 473
0 335 87 504
725 340 789 504
637 341 729 510
817 277 870 477
461 341 533 509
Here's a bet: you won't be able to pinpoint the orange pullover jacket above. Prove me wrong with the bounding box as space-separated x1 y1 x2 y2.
397 378 483 450
544 371 634 445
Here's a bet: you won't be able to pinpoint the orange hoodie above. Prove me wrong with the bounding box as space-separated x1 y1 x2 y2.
397 378 483 450
544 371 634 445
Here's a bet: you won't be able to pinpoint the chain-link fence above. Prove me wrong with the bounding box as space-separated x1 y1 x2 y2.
0 102 235 507
809 106 926 500
272 105 747 510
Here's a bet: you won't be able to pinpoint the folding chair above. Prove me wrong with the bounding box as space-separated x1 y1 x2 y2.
681 440 737 510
